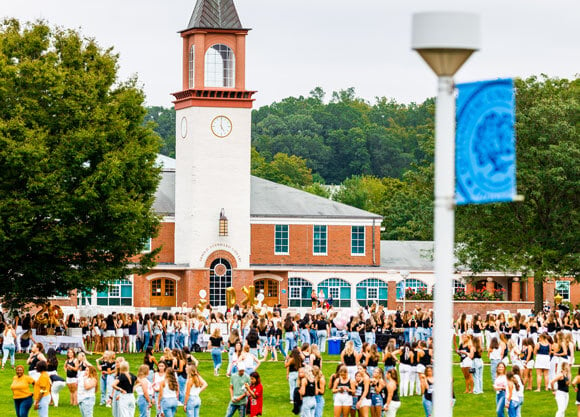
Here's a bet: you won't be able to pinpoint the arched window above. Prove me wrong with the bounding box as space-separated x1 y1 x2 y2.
396 278 428 299
188 45 195 88
318 278 351 307
356 278 388 307
288 277 312 307
209 258 232 307
205 44 235 88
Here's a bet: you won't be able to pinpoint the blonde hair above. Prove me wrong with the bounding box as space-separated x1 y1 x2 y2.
119 361 130 373
344 341 355 355
211 327 221 338
138 364 150 378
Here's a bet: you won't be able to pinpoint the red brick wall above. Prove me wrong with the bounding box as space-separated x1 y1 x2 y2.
153 222 175 264
396 300 535 315
250 224 380 266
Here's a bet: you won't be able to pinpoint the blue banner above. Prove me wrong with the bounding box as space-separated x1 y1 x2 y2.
456 78 516 205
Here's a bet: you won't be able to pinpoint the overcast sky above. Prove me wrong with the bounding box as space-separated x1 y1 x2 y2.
3 0 579 108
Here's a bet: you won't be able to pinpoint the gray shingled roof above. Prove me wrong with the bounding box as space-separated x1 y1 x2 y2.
185 0 243 30
380 241 434 270
251 176 382 220
152 156 382 220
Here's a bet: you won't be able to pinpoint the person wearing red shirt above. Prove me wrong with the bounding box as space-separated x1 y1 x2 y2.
245 372 263 417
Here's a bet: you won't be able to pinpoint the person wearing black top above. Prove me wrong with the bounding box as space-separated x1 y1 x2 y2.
315 315 328 354
299 314 311 346
299 367 317 416
209 328 223 376
550 361 571 417
111 361 137 417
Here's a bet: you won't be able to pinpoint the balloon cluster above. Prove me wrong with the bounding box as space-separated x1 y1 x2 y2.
196 290 208 312
34 302 64 327
225 285 271 316
332 309 353 330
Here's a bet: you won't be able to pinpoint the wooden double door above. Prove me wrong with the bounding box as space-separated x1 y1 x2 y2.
255 279 280 306
150 278 176 307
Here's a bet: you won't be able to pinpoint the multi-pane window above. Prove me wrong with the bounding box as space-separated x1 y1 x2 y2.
318 278 351 307
396 278 428 299
97 279 132 306
351 226 365 255
556 280 570 301
313 225 327 255
275 225 289 254
205 44 235 88
453 279 466 294
356 278 388 307
288 277 312 307
189 45 195 88
209 258 232 307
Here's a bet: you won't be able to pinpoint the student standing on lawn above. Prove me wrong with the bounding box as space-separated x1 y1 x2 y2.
33 361 51 417
225 367 250 417
111 361 137 417
135 365 153 417
11 365 35 417
183 364 208 417
78 366 98 417
383 368 401 417
245 371 263 417
550 361 571 417
493 362 508 417
158 368 179 417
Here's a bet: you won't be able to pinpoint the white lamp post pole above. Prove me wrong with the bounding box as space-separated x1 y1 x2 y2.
401 270 409 312
412 12 480 417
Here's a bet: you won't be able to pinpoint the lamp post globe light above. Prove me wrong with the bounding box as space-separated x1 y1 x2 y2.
411 12 480 417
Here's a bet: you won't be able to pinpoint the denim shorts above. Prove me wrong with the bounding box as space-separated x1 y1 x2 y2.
371 393 383 407
351 396 358 410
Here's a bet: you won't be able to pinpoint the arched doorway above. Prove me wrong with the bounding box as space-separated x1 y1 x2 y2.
150 278 176 307
255 279 279 306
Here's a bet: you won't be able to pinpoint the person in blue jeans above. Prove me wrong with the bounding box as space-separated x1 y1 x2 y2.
2 323 17 368
493 362 508 417
420 365 434 417
11 365 35 417
209 328 224 376
136 365 153 417
159 369 179 417
183 365 208 417
224 368 250 417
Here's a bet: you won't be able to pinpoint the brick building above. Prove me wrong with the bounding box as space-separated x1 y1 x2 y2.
71 0 574 313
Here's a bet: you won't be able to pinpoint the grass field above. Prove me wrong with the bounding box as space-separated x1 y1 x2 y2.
1 352 578 417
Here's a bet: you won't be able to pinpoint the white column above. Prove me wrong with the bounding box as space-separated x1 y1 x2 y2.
433 75 455 417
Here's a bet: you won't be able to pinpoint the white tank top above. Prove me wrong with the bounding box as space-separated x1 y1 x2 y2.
3 330 15 345
188 386 201 399
162 383 177 399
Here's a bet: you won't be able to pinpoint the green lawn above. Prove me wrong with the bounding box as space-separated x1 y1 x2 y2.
1 352 577 417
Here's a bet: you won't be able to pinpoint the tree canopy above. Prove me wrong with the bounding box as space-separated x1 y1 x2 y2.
456 76 579 310
0 20 161 307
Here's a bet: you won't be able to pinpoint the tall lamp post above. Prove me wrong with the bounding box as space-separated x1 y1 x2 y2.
400 270 410 311
411 12 480 417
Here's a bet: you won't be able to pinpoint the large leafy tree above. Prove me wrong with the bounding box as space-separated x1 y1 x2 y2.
0 20 161 307
456 76 580 311
145 106 175 157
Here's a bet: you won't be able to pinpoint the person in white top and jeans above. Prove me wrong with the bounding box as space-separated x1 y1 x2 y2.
2 323 17 369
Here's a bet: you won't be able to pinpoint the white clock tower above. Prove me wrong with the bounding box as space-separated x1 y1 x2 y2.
173 0 255 270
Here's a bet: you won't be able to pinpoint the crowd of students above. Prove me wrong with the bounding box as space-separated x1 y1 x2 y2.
3 304 580 417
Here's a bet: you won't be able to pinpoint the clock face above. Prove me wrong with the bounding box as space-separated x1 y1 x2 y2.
180 116 187 138
211 115 233 138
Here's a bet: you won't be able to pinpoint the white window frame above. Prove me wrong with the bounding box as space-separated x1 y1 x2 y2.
556 280 570 301
188 45 195 88
367 287 378 300
141 237 152 253
274 224 289 255
351 226 365 256
204 44 235 88
313 225 327 256
329 287 340 299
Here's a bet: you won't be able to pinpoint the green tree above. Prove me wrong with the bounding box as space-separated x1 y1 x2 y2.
0 20 161 307
456 76 580 311
253 152 313 187
144 106 175 157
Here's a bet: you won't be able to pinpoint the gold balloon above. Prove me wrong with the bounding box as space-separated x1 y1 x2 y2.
241 285 257 308
226 287 237 308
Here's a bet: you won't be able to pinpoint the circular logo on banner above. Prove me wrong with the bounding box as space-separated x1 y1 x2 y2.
214 263 227 277
456 82 515 203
